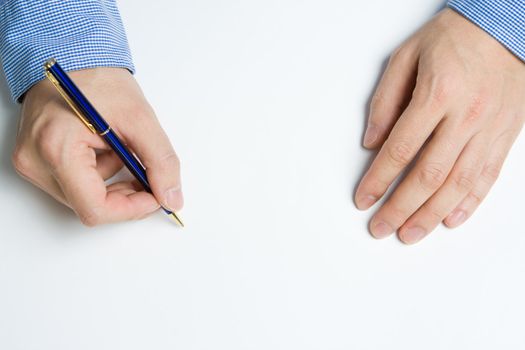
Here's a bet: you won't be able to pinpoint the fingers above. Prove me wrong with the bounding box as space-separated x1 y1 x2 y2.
96 150 124 180
12 146 69 207
355 87 446 210
443 129 520 229
368 120 470 239
364 45 418 148
48 142 159 226
397 132 490 243
16 68 181 226
122 109 183 212
107 180 144 193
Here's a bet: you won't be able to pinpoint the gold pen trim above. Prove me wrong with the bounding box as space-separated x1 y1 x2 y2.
44 58 185 228
44 58 57 70
99 127 111 136
44 69 97 134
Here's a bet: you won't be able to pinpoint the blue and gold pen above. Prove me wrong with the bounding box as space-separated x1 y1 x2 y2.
44 58 184 227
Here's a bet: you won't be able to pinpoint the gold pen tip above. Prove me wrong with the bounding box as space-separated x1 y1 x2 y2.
170 212 185 227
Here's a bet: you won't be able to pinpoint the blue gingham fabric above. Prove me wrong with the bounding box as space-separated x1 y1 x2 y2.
0 0 134 102
448 0 524 62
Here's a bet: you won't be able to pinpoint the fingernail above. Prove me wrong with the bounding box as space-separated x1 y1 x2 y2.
403 226 426 244
164 187 183 211
445 209 466 228
371 221 393 239
357 194 377 210
363 124 379 147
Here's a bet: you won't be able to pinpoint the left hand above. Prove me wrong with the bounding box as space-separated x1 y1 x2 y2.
355 9 525 244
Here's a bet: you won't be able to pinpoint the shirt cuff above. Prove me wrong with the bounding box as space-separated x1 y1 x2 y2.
0 0 134 102
447 0 525 62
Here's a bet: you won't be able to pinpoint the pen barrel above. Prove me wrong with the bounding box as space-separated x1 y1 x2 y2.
45 59 172 213
103 130 152 193
47 61 110 134
105 130 176 217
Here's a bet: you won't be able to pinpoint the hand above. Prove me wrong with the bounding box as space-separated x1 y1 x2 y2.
355 9 524 244
12 68 183 226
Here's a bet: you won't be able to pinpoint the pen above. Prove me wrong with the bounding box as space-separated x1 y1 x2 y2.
43 58 184 227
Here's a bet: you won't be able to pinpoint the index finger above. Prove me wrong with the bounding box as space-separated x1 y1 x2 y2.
355 86 446 210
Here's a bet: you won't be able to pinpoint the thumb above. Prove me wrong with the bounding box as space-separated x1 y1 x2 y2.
124 112 183 212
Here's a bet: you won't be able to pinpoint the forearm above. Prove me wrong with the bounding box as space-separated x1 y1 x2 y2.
447 0 525 62
0 0 134 102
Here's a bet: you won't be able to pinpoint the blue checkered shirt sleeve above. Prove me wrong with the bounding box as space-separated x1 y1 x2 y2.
0 0 134 102
448 0 525 62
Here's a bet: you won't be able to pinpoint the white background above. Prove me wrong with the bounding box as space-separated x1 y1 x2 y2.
1 1 524 349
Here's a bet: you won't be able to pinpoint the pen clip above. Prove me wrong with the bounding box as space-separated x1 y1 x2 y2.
44 70 97 134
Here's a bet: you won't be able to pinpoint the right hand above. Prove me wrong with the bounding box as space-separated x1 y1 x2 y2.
12 67 183 226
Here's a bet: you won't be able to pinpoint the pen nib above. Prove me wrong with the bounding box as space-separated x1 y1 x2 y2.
170 212 185 227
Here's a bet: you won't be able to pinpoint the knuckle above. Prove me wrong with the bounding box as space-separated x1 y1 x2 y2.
390 46 410 63
359 178 388 201
464 94 488 123
417 163 446 190
36 118 59 141
157 152 180 168
369 178 389 197
142 150 180 171
467 192 483 206
452 169 477 191
370 90 387 112
482 162 502 183
370 92 405 116
386 140 414 167
427 207 445 222
36 121 63 166
390 46 406 62
11 147 32 177
39 138 62 168
79 207 104 227
415 73 456 107
385 204 407 224
428 76 451 104
417 205 446 224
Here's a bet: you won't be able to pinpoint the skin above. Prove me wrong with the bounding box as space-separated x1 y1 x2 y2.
12 68 183 226
355 9 525 244
10 9 524 235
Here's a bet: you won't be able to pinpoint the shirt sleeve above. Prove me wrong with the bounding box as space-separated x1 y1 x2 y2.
0 0 134 102
447 0 525 62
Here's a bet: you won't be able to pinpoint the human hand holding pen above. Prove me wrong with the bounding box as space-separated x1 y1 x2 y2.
12 67 184 226
355 9 524 244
